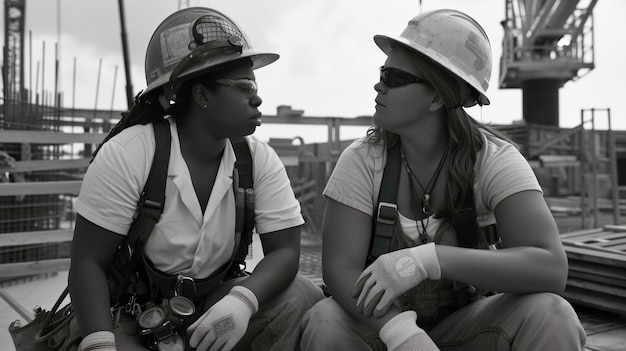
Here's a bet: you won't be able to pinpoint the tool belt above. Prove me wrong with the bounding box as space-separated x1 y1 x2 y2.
141 253 245 302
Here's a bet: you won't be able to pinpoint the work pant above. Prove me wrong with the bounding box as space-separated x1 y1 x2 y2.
115 274 325 350
301 292 586 350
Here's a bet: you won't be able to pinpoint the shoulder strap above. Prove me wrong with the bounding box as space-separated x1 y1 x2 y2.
452 185 479 248
230 137 254 269
367 141 401 266
108 119 171 303
126 119 171 250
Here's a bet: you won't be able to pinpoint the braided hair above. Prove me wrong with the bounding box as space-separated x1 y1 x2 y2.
90 92 165 162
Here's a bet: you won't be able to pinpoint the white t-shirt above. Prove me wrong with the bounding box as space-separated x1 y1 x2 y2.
76 118 304 279
323 130 542 242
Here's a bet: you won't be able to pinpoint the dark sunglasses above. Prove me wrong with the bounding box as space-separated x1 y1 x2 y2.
379 66 429 88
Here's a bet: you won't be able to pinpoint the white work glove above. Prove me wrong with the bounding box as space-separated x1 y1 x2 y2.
187 285 258 351
78 331 116 351
380 311 439 351
353 242 440 317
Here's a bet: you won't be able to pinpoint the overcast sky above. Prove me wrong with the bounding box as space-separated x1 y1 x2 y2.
2 0 624 142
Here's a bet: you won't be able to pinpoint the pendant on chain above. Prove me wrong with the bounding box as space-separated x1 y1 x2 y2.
422 193 431 216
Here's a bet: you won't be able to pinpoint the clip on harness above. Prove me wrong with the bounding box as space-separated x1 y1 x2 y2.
367 141 499 266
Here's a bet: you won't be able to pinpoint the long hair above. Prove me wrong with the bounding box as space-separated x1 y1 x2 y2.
366 47 515 217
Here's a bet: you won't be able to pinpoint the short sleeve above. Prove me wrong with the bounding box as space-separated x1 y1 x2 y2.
476 133 542 212
248 137 304 234
323 140 384 217
75 139 146 235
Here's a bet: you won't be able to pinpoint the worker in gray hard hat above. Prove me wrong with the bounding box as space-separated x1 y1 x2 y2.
69 7 323 351
302 9 586 351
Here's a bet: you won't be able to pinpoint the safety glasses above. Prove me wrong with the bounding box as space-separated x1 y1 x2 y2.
214 79 258 99
379 66 429 88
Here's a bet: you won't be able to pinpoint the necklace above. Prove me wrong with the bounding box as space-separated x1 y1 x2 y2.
400 144 449 217
401 145 449 243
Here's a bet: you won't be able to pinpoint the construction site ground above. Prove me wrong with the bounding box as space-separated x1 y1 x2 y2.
1 215 626 350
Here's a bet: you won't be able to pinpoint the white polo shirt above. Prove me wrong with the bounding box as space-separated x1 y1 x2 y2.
76 118 304 279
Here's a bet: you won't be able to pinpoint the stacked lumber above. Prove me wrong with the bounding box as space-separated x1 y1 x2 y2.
560 225 626 315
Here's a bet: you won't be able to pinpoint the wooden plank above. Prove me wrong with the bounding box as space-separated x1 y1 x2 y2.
604 224 626 232
0 181 81 196
0 130 105 144
0 158 90 173
568 270 626 288
561 286 626 315
568 259 626 282
0 259 70 278
560 228 607 240
0 229 74 247
563 233 626 246
564 246 626 267
560 228 604 239
567 277 626 298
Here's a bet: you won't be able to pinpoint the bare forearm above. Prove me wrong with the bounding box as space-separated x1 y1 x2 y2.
437 245 567 293
240 248 299 305
68 262 113 336
324 265 400 333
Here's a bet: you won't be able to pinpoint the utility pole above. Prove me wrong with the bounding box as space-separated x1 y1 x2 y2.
118 0 133 109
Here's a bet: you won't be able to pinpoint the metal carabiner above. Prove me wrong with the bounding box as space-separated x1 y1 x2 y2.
175 274 197 299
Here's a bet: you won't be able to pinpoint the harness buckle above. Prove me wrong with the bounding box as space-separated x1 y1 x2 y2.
377 202 398 225
175 275 197 299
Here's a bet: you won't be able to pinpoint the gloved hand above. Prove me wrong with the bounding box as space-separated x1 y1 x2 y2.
187 285 258 351
78 331 116 351
353 242 440 317
380 311 439 351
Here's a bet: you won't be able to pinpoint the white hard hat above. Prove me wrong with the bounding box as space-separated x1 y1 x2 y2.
374 9 492 106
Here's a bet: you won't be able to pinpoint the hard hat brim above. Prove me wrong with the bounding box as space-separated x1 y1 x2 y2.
140 51 279 100
374 34 490 106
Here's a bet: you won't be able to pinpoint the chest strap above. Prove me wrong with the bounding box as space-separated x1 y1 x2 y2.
367 141 401 265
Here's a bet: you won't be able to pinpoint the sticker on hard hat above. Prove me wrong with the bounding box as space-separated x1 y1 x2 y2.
465 32 488 72
160 23 192 68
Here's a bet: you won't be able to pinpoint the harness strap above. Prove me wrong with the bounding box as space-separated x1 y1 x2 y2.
452 185 479 248
108 119 171 304
367 141 401 265
230 137 254 269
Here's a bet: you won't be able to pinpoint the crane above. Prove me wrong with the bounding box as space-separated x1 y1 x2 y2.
499 0 598 126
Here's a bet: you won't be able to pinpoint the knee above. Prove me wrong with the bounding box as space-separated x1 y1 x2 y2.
516 293 586 345
287 275 326 310
520 293 579 322
302 298 342 331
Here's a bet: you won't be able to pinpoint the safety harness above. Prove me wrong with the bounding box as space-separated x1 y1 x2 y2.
366 141 500 328
367 141 499 265
107 119 255 305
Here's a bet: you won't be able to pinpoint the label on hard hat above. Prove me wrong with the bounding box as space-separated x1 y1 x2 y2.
160 23 191 67
465 32 488 72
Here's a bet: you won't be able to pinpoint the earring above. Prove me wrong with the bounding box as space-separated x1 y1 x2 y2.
203 104 208 109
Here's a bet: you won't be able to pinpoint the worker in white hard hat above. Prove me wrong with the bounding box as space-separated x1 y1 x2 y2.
68 7 324 351
302 9 586 351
